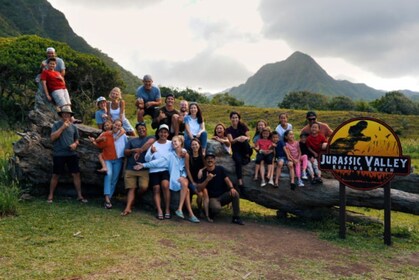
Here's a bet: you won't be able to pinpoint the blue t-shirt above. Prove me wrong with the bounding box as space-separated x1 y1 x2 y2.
51 121 79 156
125 136 154 170
274 140 286 158
42 57 65 72
95 109 107 126
135 85 161 103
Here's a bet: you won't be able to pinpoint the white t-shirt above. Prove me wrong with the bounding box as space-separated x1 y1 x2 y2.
145 140 172 173
184 115 201 135
275 123 292 141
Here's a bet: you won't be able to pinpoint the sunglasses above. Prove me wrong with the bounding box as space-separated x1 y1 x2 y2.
308 118 316 121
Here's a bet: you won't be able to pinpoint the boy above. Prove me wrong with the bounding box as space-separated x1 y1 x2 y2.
306 122 328 183
271 131 295 188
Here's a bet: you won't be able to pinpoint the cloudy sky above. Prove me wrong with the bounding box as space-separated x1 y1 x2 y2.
48 0 419 93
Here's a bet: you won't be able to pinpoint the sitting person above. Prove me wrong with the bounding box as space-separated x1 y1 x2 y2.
306 122 328 184
184 102 207 155
135 135 200 223
271 131 294 188
107 87 135 136
151 93 180 139
95 96 109 130
197 151 244 225
284 130 308 189
254 127 274 187
135 75 162 122
299 132 320 184
212 123 231 154
252 119 268 180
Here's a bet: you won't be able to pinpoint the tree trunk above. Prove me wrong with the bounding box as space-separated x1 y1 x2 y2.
11 98 419 218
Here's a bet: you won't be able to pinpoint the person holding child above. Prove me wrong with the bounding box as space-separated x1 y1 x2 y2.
284 130 308 189
135 136 200 223
107 87 135 136
299 132 321 184
254 127 274 187
252 120 268 182
184 102 208 154
271 131 295 188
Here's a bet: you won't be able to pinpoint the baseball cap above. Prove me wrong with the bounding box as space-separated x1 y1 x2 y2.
306 111 317 118
158 124 169 132
205 151 216 158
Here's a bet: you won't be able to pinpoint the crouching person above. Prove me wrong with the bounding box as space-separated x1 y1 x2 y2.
197 151 244 225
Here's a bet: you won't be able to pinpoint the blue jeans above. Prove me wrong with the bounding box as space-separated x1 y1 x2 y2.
184 131 208 151
104 158 123 198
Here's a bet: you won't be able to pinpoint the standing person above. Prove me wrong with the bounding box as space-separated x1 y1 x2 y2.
226 111 252 195
271 131 294 188
284 130 308 189
212 123 231 154
95 96 109 130
40 47 66 76
135 136 200 223
275 113 292 141
151 93 180 139
144 124 172 220
306 122 328 184
47 107 87 203
197 152 244 225
135 75 162 122
254 127 274 187
300 111 333 139
184 102 208 154
121 122 155 216
252 120 267 181
107 87 135 136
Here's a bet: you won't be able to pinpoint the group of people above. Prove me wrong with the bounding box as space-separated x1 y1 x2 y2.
43 47 333 226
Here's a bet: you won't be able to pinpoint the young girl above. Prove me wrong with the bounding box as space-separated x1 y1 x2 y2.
284 130 308 189
212 123 231 154
185 138 212 222
252 120 267 181
299 132 320 183
184 102 208 155
254 127 274 187
306 122 328 183
135 136 200 223
107 87 135 136
89 120 115 173
275 113 293 141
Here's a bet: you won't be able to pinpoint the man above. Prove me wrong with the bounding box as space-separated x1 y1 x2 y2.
151 93 180 139
135 75 162 122
40 47 66 76
174 99 188 136
197 151 244 225
47 107 86 203
121 122 155 216
300 111 333 139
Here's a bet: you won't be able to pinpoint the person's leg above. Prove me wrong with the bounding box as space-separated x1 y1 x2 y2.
97 153 107 172
232 152 243 184
218 191 240 217
109 159 123 199
301 155 308 179
260 159 266 186
306 160 315 179
161 179 171 216
177 178 188 213
153 184 163 218
209 197 222 217
48 174 60 201
171 114 180 136
137 108 145 122
294 160 301 179
275 160 284 186
72 172 83 200
254 164 260 180
201 189 212 222
288 161 296 189
103 160 112 202
199 131 208 154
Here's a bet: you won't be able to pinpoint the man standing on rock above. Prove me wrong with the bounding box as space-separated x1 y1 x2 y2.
47 107 87 203
197 151 244 225
135 75 162 122
121 121 155 216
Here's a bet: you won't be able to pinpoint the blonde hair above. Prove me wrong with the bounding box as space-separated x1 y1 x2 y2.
172 135 185 147
109 87 122 100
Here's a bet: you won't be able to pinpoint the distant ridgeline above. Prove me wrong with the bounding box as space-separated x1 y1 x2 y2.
0 0 140 93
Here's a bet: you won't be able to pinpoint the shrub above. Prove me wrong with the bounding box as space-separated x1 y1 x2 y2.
0 157 20 217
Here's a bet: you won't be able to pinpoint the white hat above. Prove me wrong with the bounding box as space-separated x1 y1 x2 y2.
46 47 55 53
158 124 169 132
96 96 107 106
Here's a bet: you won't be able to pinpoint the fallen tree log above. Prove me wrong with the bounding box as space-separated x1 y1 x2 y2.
11 103 419 218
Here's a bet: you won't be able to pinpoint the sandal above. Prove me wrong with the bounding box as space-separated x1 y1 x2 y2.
164 213 171 219
121 210 132 216
104 202 112 209
156 213 164 220
47 199 53 204
77 197 88 203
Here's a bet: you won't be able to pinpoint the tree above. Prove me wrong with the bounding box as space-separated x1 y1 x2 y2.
160 87 209 104
210 93 244 106
328 96 355 111
279 91 328 110
0 35 123 125
371 91 419 115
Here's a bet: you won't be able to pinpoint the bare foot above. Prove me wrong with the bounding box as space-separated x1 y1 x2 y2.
97 168 108 173
121 209 132 216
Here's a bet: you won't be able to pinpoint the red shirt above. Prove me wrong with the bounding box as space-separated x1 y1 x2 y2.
256 138 273 151
95 131 117 160
40 69 66 92
306 134 327 155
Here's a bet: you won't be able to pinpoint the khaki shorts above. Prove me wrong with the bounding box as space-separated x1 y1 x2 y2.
124 169 149 190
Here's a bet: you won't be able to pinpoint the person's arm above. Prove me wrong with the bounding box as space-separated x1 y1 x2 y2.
119 100 125 120
41 79 52 102
197 121 205 137
106 102 112 121
146 97 162 109
184 119 193 139
224 176 238 196
50 121 70 142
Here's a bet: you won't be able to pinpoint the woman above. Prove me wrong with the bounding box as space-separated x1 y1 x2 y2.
212 123 231 154
185 138 212 222
107 87 135 136
184 102 207 155
144 124 172 220
275 113 292 141
252 119 267 181
226 111 252 194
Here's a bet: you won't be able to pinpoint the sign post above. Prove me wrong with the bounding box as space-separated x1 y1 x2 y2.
320 117 410 245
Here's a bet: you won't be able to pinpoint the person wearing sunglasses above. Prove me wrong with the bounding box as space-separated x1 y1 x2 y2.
300 111 333 139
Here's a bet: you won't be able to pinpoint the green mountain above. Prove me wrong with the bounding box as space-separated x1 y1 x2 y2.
228 51 385 107
0 0 141 92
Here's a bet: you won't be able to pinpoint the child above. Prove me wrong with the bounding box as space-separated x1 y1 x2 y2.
107 87 135 136
284 130 308 189
134 136 200 223
88 120 116 173
252 120 268 181
95 96 109 130
300 132 321 184
306 122 328 183
271 131 295 188
254 127 274 187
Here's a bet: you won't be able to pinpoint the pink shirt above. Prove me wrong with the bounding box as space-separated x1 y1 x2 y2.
285 141 300 159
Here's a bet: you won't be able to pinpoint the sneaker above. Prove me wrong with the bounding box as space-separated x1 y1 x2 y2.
302 171 308 180
175 210 185 219
311 178 318 185
298 179 304 187
268 178 274 186
260 180 267 187
188 216 200 223
232 217 245 225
